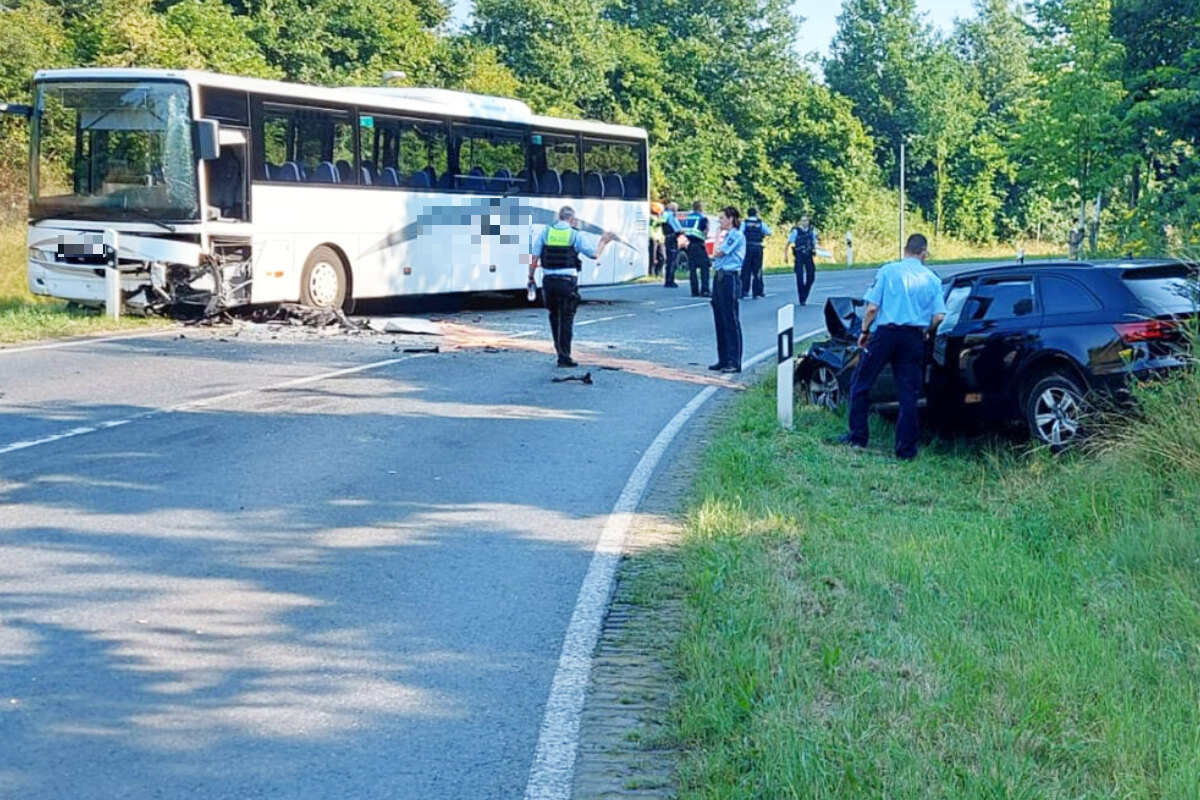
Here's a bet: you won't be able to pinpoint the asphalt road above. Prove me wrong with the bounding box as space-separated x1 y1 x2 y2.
0 266 946 799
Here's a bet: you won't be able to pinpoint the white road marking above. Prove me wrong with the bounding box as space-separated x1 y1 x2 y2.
656 301 709 313
0 328 179 356
576 313 636 327
0 356 420 456
523 324 826 800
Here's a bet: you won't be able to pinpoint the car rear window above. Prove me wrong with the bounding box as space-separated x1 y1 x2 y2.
1122 266 1200 314
1041 275 1101 313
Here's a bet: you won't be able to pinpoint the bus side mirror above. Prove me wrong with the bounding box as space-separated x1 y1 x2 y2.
0 103 33 119
195 119 220 160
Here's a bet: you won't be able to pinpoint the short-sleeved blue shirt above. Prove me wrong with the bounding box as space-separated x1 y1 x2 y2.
863 257 947 327
532 221 600 275
786 226 817 245
712 227 746 272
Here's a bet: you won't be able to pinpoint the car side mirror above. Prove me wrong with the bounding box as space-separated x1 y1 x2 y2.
194 119 220 161
1013 297 1034 316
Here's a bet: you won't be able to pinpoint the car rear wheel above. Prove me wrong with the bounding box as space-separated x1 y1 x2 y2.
804 364 843 410
300 245 350 311
1025 374 1086 449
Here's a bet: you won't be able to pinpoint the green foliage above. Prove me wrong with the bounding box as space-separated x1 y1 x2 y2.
1021 0 1127 222
825 0 930 171
0 0 1195 255
672 366 1200 797
0 0 69 219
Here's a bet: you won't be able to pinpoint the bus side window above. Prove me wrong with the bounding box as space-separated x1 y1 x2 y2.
583 138 645 200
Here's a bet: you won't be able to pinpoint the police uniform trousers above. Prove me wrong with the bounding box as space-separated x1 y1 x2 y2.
663 241 679 287
847 325 925 459
794 253 816 305
740 245 764 298
711 270 743 370
687 238 711 296
542 273 581 362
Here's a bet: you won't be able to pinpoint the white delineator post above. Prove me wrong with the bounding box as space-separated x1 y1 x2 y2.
777 303 794 430
104 228 120 320
845 231 853 267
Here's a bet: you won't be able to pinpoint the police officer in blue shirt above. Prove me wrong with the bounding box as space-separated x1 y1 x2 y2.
787 215 818 305
529 206 615 367
662 201 684 288
837 233 946 460
709 206 746 373
740 207 772 299
682 201 711 297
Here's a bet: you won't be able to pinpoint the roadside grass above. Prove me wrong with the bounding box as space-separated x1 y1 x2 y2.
0 221 167 345
672 368 1200 797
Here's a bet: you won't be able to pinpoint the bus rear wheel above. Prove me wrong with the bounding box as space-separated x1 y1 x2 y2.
301 245 350 311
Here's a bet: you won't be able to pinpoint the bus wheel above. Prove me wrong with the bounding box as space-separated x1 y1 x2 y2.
301 245 349 311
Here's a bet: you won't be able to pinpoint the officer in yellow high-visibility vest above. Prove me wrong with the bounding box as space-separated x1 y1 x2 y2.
528 206 615 367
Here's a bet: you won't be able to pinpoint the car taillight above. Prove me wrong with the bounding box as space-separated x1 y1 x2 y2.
1114 320 1179 343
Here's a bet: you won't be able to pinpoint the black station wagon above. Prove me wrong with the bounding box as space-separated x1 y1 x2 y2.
796 259 1198 447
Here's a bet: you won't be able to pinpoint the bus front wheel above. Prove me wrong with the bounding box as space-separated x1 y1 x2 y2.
301 245 351 311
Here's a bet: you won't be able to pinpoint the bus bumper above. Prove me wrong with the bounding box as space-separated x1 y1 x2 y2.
26 228 250 314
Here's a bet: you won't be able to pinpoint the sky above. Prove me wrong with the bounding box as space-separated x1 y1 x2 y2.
794 0 981 61
450 0 983 64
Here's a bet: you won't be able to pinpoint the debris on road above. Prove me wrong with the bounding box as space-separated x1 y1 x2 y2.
361 317 443 336
552 372 593 384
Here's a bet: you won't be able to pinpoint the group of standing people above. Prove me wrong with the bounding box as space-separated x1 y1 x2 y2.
531 205 945 459
536 201 827 374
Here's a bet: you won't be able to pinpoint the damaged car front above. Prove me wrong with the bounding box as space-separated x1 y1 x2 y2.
795 297 905 410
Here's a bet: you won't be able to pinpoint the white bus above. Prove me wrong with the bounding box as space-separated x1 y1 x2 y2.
7 68 649 313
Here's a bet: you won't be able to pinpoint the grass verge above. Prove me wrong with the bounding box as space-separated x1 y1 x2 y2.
671 369 1200 797
0 300 167 346
1 222 168 345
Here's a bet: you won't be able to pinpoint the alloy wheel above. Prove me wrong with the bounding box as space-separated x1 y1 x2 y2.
1032 385 1082 447
807 365 842 410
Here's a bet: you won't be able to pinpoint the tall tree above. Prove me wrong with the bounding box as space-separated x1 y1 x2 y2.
1111 0 1200 248
1021 0 1126 241
472 0 617 114
952 0 1038 241
910 40 981 238
825 0 931 175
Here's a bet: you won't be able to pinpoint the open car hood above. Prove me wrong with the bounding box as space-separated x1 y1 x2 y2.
824 296 866 341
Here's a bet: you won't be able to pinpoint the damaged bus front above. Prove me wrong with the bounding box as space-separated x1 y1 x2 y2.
14 72 250 314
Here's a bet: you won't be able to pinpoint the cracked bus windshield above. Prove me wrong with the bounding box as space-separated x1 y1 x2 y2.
32 81 198 222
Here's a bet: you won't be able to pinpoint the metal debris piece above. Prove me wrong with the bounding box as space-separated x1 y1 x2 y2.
551 372 593 384
247 303 367 330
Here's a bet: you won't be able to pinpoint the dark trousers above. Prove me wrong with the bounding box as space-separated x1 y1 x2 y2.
847 325 925 458
649 241 665 276
740 245 764 298
711 271 743 369
687 238 711 296
543 274 580 362
794 255 816 304
663 243 678 286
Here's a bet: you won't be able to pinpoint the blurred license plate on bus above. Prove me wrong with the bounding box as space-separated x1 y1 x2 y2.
57 233 106 261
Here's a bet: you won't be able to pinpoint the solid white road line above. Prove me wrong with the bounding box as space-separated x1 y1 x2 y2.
0 328 180 356
523 325 826 800
0 355 420 456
